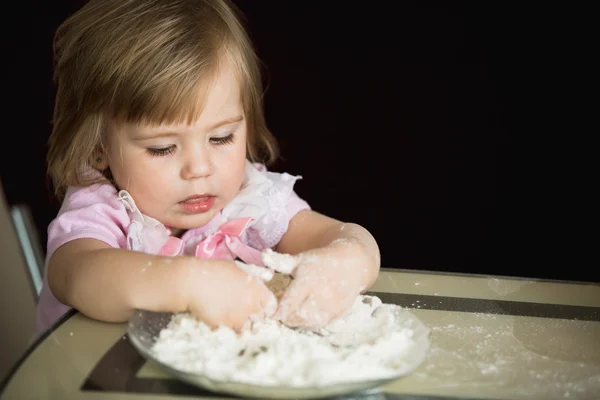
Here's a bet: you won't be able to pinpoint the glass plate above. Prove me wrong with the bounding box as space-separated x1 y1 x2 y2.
127 307 430 399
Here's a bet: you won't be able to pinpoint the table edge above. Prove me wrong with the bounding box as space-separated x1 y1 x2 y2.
379 267 600 286
0 308 78 395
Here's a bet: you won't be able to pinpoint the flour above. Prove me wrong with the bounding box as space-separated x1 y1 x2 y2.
234 260 274 281
261 248 298 274
231 249 299 282
150 294 428 387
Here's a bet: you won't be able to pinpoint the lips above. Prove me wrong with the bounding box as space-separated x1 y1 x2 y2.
179 195 215 214
182 194 214 203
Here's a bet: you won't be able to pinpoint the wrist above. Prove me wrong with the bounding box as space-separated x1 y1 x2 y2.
173 256 200 313
341 225 380 285
176 258 234 314
325 236 379 289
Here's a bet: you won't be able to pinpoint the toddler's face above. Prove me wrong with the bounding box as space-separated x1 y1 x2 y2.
104 61 247 232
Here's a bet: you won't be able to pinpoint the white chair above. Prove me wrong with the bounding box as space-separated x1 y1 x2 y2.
9 204 44 297
0 180 39 383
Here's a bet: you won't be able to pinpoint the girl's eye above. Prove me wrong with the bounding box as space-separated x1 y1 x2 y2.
210 134 235 145
147 145 176 157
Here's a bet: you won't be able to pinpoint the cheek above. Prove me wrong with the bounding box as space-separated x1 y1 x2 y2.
232 140 248 172
217 134 246 165
109 151 169 190
106 138 134 178
217 142 247 187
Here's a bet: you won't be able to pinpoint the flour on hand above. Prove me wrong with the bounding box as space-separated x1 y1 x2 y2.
261 248 299 274
234 260 274 281
150 294 427 387
232 248 298 282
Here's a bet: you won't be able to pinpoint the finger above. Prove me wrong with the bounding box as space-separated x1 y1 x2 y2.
232 319 245 333
246 277 278 319
281 309 307 328
288 295 333 330
282 296 314 328
274 279 310 322
330 294 357 320
260 289 278 318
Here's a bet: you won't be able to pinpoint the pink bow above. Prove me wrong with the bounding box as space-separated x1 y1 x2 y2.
158 236 185 257
158 217 264 266
195 217 264 265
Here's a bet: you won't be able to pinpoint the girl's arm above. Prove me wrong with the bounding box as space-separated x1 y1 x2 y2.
48 238 276 329
275 209 381 288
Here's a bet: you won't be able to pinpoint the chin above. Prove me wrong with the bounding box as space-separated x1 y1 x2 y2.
173 211 220 230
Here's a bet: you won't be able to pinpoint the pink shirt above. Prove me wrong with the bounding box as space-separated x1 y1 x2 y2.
35 162 310 337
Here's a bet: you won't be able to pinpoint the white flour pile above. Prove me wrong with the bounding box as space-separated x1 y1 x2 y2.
150 294 427 387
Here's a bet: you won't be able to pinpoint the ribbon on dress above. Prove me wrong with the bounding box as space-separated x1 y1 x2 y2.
158 217 264 266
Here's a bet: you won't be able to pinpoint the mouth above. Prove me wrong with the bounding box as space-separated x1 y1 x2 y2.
179 194 216 214
181 194 215 203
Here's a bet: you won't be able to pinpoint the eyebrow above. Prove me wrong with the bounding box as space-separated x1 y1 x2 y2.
132 115 244 140
207 115 244 131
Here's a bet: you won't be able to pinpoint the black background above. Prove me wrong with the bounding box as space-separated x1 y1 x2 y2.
1 1 596 282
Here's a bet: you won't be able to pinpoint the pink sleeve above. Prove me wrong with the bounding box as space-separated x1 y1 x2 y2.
46 184 130 259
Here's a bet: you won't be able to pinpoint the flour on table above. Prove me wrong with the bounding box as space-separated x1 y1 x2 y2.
150 294 428 387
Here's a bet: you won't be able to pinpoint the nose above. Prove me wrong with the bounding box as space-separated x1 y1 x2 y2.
180 143 213 180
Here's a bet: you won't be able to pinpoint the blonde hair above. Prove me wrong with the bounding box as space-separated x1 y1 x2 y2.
47 0 278 200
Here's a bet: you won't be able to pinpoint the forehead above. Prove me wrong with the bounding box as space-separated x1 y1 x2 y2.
115 57 244 132
198 60 243 122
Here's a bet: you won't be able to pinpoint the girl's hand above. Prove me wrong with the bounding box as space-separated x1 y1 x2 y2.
271 240 371 330
185 259 277 332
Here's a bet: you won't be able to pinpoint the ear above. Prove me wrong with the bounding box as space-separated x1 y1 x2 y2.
91 150 109 171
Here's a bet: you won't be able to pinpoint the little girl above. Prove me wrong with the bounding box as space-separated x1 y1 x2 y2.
36 0 381 336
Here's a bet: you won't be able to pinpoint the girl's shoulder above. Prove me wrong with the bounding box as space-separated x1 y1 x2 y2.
60 182 123 212
47 183 131 256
